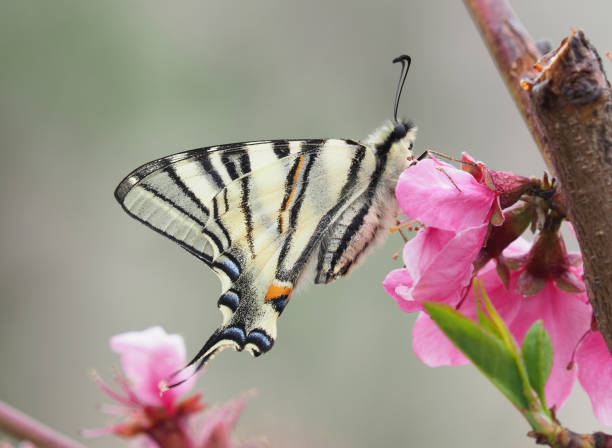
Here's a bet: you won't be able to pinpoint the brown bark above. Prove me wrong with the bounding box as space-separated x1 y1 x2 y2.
464 0 612 355
528 30 612 355
529 429 612 448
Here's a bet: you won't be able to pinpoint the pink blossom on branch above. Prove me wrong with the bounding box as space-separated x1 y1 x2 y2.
385 155 611 421
85 326 259 447
396 237 592 409
386 154 541 313
385 155 505 313
109 326 196 412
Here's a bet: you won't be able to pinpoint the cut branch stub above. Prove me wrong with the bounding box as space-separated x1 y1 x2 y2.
528 30 612 355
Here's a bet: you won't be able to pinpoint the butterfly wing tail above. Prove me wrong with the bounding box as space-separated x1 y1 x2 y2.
166 295 280 389
164 330 225 389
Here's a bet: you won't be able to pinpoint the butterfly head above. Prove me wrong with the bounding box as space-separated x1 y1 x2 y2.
392 119 417 151
366 119 417 158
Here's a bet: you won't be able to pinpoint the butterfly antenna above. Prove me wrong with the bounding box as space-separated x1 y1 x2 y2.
392 54 412 122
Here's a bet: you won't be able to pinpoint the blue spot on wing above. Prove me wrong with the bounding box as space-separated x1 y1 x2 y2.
225 261 240 278
270 296 289 315
213 255 241 282
219 326 246 346
221 257 240 280
218 291 239 312
247 330 274 353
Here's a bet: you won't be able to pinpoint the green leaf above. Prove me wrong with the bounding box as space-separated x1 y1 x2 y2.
521 321 553 408
473 280 502 340
477 280 519 355
424 302 530 410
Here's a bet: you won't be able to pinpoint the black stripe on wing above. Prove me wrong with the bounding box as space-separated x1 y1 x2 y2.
276 151 320 276
114 140 276 202
272 140 290 158
165 166 210 217
277 155 303 233
238 149 256 256
289 151 318 228
117 184 214 265
211 196 232 249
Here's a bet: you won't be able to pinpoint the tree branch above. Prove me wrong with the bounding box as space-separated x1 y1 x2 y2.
464 0 612 355
0 401 85 448
528 30 612 356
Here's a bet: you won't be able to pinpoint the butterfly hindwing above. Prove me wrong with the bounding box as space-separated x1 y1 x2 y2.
187 141 378 367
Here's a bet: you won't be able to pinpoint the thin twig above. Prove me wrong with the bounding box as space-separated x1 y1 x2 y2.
0 401 85 448
464 0 550 166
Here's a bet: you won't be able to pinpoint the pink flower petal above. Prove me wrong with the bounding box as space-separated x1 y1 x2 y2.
410 225 489 305
196 395 251 448
576 331 612 426
110 326 195 408
502 237 532 256
411 260 523 368
396 159 497 232
412 312 469 367
508 283 591 409
385 225 489 313
382 269 420 313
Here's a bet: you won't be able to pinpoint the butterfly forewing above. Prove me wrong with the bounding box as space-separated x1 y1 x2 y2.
117 140 326 263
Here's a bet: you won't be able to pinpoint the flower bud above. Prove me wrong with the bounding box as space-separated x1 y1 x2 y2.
473 201 534 275
461 152 540 209
512 218 584 295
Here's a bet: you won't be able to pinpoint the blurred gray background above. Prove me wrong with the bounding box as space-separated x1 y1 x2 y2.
1 1 610 447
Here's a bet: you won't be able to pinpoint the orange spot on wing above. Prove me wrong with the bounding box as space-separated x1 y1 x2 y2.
265 284 293 301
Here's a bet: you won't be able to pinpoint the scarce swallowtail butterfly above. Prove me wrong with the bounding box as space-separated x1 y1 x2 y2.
115 55 417 385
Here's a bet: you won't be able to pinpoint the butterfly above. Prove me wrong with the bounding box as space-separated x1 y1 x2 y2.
115 55 417 384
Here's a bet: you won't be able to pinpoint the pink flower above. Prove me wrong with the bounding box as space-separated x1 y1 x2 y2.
386 156 501 312
408 239 592 409
576 330 612 426
190 395 256 448
383 224 489 312
85 326 258 447
411 239 527 367
506 280 591 409
387 155 611 420
395 158 498 232
110 326 196 411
